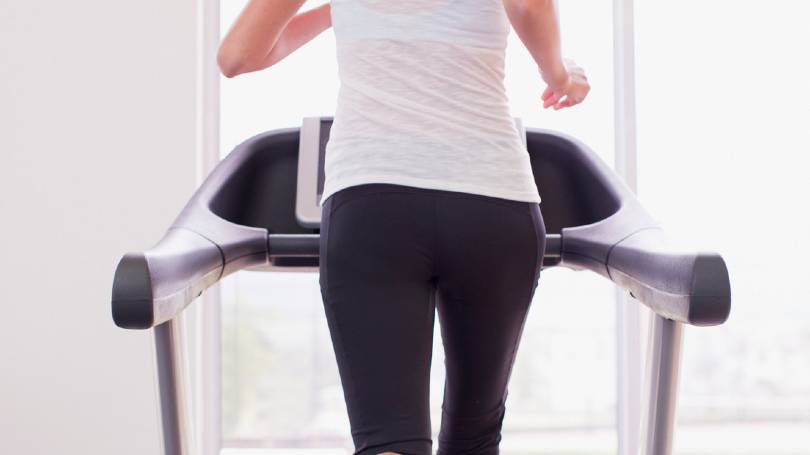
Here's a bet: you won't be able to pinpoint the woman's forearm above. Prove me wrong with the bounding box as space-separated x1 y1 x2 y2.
218 0 331 78
258 4 332 70
503 0 568 87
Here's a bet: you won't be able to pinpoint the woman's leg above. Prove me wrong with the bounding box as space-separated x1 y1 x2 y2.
319 184 439 455
433 194 546 455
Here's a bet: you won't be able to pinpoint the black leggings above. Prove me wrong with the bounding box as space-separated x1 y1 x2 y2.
319 183 546 455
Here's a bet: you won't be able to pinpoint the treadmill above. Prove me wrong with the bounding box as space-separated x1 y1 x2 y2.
111 116 731 455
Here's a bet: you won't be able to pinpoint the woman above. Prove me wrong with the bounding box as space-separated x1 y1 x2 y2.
219 1 589 454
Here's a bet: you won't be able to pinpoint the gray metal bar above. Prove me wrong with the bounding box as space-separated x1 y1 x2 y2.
640 314 684 455
154 317 194 455
267 233 563 259
543 234 562 259
268 234 320 257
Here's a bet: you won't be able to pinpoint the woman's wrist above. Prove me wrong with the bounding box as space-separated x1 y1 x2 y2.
540 61 570 90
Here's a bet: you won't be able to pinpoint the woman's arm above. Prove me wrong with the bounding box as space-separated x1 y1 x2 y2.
502 0 590 109
218 1 332 78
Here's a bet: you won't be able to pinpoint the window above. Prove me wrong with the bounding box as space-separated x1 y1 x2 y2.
635 1 810 453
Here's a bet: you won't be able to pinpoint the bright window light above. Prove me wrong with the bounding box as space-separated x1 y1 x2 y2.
635 1 810 454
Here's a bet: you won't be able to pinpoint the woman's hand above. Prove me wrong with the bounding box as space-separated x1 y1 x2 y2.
541 58 590 110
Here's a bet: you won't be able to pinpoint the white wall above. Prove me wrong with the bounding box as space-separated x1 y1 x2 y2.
0 1 198 454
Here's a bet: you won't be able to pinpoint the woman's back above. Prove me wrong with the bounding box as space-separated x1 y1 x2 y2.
322 0 542 205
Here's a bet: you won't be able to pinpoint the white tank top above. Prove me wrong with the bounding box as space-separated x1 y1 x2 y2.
320 0 542 205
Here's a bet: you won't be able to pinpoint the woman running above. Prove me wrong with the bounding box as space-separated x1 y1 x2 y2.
219 1 590 453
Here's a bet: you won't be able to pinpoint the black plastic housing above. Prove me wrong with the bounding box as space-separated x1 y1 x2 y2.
111 127 731 329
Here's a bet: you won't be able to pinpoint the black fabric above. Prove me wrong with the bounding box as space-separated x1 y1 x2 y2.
319 183 546 455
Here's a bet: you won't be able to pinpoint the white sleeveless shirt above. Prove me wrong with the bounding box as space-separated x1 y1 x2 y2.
320 0 542 205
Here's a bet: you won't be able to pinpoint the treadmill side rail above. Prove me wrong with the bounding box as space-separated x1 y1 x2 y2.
528 128 732 326
111 228 223 329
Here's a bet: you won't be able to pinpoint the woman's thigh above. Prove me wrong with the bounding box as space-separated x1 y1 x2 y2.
319 183 439 455
433 194 546 454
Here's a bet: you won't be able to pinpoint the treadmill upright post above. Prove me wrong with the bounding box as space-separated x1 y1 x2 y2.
640 314 684 455
154 316 195 455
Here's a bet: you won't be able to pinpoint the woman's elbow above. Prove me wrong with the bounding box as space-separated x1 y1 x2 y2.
217 45 246 78
218 40 267 78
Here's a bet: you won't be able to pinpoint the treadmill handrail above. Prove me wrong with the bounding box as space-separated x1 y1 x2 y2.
525 128 731 326
111 126 730 330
